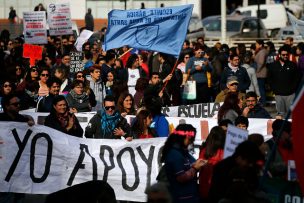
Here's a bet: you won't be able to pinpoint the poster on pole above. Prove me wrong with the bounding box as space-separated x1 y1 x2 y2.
23 11 47 44
70 52 84 73
47 3 73 36
223 124 249 158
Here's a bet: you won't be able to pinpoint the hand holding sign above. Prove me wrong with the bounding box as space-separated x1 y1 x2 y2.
23 44 43 67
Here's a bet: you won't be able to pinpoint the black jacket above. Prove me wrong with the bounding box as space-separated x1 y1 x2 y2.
267 60 302 96
247 104 272 119
44 113 83 138
37 93 56 112
85 110 131 139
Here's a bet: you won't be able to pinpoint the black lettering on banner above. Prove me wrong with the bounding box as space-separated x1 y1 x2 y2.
202 103 208 118
117 147 139 191
99 145 115 182
188 105 194 118
67 144 97 186
5 129 33 182
162 107 170 117
178 106 187 117
136 146 155 188
194 104 201 118
211 103 221 117
30 133 53 183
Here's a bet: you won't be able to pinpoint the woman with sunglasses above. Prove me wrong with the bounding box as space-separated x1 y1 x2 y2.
66 80 91 113
44 95 83 137
38 67 50 97
159 124 207 203
14 64 25 87
74 71 96 108
0 80 15 101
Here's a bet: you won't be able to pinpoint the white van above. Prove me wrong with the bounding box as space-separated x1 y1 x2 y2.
235 4 288 33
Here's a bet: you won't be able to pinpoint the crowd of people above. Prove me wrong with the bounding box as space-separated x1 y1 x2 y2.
0 12 303 203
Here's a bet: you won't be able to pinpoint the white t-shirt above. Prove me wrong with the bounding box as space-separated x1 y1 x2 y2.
127 68 140 96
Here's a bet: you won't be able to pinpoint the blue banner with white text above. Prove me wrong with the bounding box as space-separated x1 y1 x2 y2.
104 4 193 58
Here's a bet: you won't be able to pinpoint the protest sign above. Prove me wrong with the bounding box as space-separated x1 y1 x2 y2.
23 11 47 44
47 3 73 36
0 122 165 202
70 52 84 73
75 30 94 51
23 44 43 67
223 124 249 158
105 5 193 58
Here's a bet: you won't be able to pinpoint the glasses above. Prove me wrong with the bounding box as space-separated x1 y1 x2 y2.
31 69 38 72
10 102 20 107
184 56 190 59
4 84 11 88
246 100 256 103
230 83 238 86
77 75 84 78
104 106 115 110
281 54 288 56
41 74 49 77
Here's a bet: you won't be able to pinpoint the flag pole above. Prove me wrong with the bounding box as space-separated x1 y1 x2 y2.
160 57 179 93
119 48 133 59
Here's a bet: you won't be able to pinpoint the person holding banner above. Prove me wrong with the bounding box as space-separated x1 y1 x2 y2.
160 124 207 203
85 95 131 140
44 95 83 137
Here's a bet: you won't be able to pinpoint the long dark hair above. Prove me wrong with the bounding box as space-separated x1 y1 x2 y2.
132 109 152 136
117 92 135 114
217 92 241 123
201 126 226 159
161 124 196 163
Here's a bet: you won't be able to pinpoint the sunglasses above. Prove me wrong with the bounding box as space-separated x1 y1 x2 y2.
31 69 38 72
104 106 115 110
184 56 190 59
10 102 20 107
281 54 288 56
77 75 84 78
230 83 238 86
4 84 11 88
41 74 49 77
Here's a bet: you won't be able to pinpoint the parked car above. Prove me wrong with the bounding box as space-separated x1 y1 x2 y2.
276 26 303 40
202 15 268 40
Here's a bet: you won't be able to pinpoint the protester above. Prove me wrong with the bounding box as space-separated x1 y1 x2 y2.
0 80 14 97
267 45 302 117
0 94 34 126
144 95 169 137
88 65 104 110
85 95 131 140
134 77 149 108
37 77 61 112
74 71 96 108
53 66 71 94
8 6 17 23
145 182 172 203
242 51 260 96
220 54 251 93
131 109 157 139
85 8 94 31
208 140 264 203
117 92 136 116
217 92 242 124
160 124 207 203
185 44 212 104
234 115 249 130
44 95 83 137
199 126 225 201
242 91 271 118
105 70 116 96
66 80 91 113
215 75 245 103
37 67 50 97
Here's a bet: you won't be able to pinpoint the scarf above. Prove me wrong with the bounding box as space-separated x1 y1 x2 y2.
69 90 88 103
100 110 121 137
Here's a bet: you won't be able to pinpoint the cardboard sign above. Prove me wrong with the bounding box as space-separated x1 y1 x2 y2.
223 124 249 158
47 3 73 36
70 52 84 73
23 44 43 67
23 11 47 44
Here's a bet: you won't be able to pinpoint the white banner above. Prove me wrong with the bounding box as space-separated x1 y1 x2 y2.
161 102 221 118
23 11 47 44
0 122 165 202
47 3 73 36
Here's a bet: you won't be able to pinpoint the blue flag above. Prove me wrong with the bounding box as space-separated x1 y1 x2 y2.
104 5 193 58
